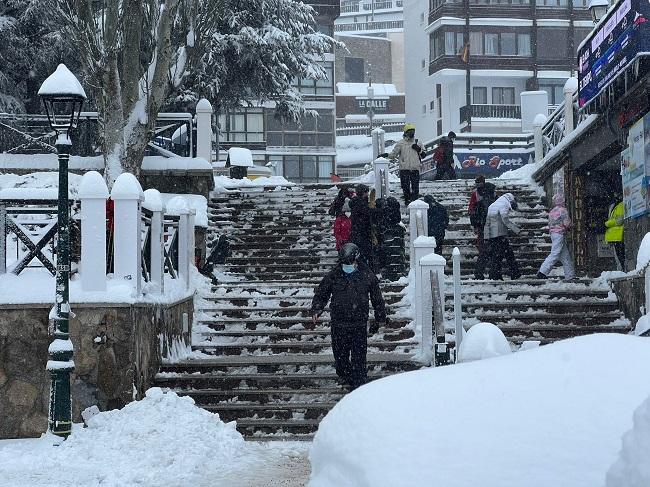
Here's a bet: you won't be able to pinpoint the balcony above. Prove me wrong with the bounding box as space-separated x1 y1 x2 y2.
334 20 404 32
460 104 522 121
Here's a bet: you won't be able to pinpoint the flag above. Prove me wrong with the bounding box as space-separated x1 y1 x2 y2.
459 42 470 63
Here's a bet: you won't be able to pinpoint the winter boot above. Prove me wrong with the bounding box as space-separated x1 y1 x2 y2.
536 272 548 279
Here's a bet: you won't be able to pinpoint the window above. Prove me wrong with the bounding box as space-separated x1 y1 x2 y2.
485 34 498 55
492 87 516 105
436 84 442 118
539 83 564 105
444 32 456 55
421 59 426 69
265 109 334 148
295 61 334 94
422 105 427 114
517 33 531 56
501 33 516 56
537 28 568 59
218 109 264 143
273 155 335 183
473 87 488 104
470 32 483 55
420 12 425 24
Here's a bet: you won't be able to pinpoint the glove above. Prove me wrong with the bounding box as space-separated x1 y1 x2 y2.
368 321 381 335
411 144 420 151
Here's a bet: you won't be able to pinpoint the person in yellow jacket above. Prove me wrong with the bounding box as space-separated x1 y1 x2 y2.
605 198 625 270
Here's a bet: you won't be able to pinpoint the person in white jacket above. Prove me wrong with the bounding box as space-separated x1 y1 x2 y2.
483 193 521 280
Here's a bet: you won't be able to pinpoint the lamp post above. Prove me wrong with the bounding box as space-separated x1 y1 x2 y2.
588 0 608 23
367 64 374 135
38 63 87 438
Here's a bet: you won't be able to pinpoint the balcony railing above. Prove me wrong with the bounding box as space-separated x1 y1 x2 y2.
460 104 522 121
334 20 403 32
362 1 394 9
341 4 359 12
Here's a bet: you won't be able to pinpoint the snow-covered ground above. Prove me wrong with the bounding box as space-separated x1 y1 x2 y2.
309 334 650 487
336 133 401 168
0 388 309 487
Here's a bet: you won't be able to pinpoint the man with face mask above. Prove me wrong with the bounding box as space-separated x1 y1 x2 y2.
310 243 387 390
385 123 426 206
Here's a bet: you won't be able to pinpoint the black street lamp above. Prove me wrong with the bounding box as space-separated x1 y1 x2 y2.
38 63 86 438
588 0 609 23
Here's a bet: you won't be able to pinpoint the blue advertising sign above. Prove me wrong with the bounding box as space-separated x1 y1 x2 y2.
421 151 534 179
578 0 650 108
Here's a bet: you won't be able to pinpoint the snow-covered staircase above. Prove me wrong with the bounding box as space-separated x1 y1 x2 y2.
155 180 631 439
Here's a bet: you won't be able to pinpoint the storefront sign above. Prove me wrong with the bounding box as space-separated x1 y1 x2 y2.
578 0 650 108
356 98 389 112
420 150 534 179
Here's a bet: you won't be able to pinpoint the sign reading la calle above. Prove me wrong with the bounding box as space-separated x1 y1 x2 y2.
357 98 388 111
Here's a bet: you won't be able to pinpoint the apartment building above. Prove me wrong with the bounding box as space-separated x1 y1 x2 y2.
405 0 596 140
216 0 339 184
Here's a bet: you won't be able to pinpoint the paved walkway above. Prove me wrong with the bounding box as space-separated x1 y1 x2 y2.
225 442 311 487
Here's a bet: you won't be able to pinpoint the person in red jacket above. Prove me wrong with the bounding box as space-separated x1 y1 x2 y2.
334 199 352 250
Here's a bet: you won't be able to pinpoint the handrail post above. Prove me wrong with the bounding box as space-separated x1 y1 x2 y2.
452 247 463 359
373 156 390 199
0 203 5 274
143 189 165 293
78 171 109 292
533 114 547 162
414 236 437 364
408 199 429 272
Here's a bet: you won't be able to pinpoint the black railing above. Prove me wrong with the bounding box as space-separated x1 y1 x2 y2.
460 104 522 121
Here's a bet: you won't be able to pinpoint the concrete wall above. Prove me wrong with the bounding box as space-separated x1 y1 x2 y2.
387 32 405 93
140 170 214 200
335 34 392 86
0 297 193 439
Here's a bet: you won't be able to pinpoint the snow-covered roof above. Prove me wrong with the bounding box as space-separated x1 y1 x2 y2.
336 83 400 96
0 154 104 171
141 156 212 172
38 64 87 99
227 147 254 167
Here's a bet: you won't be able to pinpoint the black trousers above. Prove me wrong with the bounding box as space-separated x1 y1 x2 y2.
434 165 457 180
331 325 368 389
399 170 420 205
487 236 520 280
474 228 489 278
432 233 444 256
613 241 625 271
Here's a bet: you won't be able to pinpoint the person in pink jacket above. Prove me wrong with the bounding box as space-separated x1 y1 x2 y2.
537 193 575 280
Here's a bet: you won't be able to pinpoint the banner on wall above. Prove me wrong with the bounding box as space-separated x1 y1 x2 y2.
421 150 534 179
622 117 649 219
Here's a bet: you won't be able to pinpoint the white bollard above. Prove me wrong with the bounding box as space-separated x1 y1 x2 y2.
420 251 447 365
111 173 144 294
373 157 391 199
408 200 429 272
414 235 437 360
143 189 165 293
78 171 108 292
533 114 547 163
196 98 213 164
371 127 385 160
452 247 463 355
563 77 578 135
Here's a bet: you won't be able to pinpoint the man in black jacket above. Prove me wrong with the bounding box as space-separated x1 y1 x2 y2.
349 184 375 269
311 243 387 390
434 131 458 180
423 194 449 255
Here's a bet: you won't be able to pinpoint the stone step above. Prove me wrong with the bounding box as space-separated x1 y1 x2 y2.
196 328 415 343
196 317 409 330
174 387 346 404
204 402 337 423
192 339 419 355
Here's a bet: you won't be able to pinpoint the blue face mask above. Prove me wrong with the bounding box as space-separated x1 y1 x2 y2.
341 263 357 274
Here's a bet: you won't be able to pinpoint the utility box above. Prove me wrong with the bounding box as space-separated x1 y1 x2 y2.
520 91 549 133
227 147 254 179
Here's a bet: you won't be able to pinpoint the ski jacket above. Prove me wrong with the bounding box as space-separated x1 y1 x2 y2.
349 195 373 247
423 195 449 238
484 193 521 240
548 193 571 234
310 263 387 327
389 137 425 171
468 183 496 229
334 215 352 250
605 202 624 243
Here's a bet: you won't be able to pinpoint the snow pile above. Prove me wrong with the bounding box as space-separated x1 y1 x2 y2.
497 159 543 186
634 314 650 336
635 232 650 271
606 394 650 487
309 334 650 487
213 175 295 190
457 322 511 362
0 172 83 199
0 388 283 486
343 169 400 185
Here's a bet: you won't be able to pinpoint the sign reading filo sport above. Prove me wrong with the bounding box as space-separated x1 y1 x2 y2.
578 0 650 108
421 151 533 179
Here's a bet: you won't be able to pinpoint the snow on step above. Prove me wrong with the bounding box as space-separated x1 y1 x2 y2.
155 180 630 439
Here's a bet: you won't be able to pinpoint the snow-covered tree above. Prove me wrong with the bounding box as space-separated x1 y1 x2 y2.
53 0 335 184
0 0 73 113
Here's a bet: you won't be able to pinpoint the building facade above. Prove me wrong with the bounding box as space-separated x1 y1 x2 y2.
216 0 339 184
405 0 595 140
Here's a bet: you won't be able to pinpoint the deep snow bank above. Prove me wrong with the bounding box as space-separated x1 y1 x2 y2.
0 388 260 486
606 394 650 487
309 334 650 487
